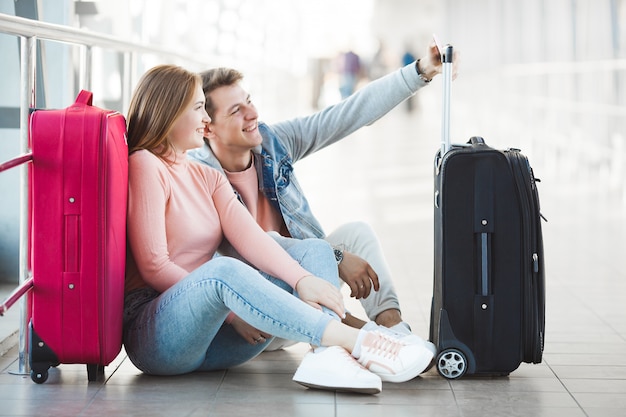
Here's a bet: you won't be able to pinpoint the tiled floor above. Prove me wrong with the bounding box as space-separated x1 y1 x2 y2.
1 85 625 417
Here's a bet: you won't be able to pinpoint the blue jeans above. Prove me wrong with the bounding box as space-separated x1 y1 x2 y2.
123 238 340 375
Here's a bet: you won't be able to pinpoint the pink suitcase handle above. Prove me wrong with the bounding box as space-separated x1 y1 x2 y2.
75 90 93 106
0 153 33 173
0 277 34 316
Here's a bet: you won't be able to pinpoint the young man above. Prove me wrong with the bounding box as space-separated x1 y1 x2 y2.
188 41 458 389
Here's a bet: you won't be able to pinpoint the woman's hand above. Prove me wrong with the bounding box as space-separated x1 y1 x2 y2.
295 275 346 319
230 315 272 345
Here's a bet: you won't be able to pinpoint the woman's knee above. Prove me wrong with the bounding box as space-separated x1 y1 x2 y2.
302 237 334 254
177 257 260 300
283 237 334 262
195 256 255 281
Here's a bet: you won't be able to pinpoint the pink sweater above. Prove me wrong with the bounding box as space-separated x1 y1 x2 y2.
125 150 310 294
223 156 288 235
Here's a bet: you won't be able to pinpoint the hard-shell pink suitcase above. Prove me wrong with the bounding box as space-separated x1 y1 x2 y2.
28 90 128 383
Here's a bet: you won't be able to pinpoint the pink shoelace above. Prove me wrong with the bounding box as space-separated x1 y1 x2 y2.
363 331 405 359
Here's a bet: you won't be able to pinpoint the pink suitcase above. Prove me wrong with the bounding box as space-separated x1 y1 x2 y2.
28 90 128 383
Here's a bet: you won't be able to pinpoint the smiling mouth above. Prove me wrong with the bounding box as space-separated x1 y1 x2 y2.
242 123 257 132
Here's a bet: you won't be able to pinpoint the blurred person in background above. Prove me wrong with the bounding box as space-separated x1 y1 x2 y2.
337 49 363 99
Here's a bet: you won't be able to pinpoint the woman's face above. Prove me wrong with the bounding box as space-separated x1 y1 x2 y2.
168 83 211 153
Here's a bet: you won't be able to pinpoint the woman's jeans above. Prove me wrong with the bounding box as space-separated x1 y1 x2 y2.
123 237 340 375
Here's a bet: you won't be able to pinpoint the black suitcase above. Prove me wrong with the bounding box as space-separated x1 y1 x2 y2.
429 45 545 379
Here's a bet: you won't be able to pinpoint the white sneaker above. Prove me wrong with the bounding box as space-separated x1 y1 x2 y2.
389 321 413 336
363 321 425 347
384 322 438 370
293 346 382 395
355 331 434 383
423 340 438 358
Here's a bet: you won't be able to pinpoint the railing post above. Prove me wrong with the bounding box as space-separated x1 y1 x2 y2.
80 44 93 92
10 35 36 377
122 51 132 114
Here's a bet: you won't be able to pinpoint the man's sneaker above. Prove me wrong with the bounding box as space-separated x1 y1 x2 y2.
389 321 413 336
354 331 434 383
293 346 382 395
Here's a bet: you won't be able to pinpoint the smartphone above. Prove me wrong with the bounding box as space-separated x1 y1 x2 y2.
433 33 444 56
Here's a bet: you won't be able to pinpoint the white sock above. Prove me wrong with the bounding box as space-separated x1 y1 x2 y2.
351 328 369 359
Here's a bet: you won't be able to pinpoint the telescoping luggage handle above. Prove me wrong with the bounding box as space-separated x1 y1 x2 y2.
440 43 454 156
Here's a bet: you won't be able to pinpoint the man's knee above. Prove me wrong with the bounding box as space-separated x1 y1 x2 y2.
335 221 375 239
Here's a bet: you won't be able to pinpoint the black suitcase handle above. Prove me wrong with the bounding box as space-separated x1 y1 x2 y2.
441 45 454 155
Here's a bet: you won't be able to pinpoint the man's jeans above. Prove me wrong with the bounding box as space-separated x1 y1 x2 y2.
325 221 400 321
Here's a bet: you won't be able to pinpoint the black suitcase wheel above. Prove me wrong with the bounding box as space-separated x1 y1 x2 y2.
436 348 467 379
87 364 105 381
30 369 49 384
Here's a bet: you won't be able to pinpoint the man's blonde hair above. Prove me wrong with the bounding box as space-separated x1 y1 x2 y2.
199 67 244 119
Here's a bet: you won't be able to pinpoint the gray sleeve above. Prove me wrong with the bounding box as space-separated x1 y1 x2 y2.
270 61 427 162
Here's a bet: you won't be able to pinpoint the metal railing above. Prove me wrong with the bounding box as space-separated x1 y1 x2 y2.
0 12 215 376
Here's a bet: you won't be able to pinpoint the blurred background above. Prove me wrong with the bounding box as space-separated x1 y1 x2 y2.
0 0 625 283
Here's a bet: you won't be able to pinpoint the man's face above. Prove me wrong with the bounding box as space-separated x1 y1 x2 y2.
206 83 262 153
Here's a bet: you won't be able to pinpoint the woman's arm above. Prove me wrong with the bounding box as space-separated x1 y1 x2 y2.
126 152 189 292
210 172 311 288
207 167 346 317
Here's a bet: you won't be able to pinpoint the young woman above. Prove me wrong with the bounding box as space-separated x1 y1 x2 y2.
122 65 433 394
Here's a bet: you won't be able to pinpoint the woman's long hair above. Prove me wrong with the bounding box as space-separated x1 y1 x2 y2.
127 65 201 160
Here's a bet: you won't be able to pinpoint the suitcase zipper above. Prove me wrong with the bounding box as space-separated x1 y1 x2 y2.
506 150 544 363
